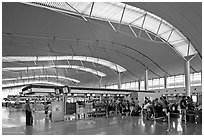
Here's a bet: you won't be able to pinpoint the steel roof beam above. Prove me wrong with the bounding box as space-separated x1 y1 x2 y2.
65 2 88 21
117 4 126 31
108 21 116 32
129 25 138 37
138 13 147 37
154 20 162 41
89 2 94 18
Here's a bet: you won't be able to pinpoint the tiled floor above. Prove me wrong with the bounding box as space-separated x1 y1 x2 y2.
2 107 202 135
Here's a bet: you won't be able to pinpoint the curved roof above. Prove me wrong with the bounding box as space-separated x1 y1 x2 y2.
2 2 202 88
25 2 197 57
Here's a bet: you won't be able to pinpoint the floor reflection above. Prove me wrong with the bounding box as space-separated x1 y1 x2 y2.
2 107 202 135
24 125 33 135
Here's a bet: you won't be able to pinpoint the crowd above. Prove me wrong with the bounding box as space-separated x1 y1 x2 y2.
24 95 202 126
96 95 202 125
140 95 202 124
92 97 142 117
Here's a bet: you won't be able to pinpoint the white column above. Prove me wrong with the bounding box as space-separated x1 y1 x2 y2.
184 60 191 96
44 95 46 103
164 76 167 89
99 77 102 88
145 69 149 91
184 54 196 96
118 72 121 89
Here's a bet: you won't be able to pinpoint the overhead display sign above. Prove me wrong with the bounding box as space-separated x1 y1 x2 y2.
71 89 130 95
32 88 55 93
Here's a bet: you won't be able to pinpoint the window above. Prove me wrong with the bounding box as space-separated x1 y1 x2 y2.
113 84 118 89
126 82 131 89
121 83 126 89
140 81 145 90
159 78 164 89
190 72 202 86
167 76 175 88
148 79 153 90
192 72 201 86
152 78 160 89
130 81 136 88
174 75 184 88
135 81 139 90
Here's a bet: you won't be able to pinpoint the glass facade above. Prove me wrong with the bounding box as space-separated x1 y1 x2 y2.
105 72 201 90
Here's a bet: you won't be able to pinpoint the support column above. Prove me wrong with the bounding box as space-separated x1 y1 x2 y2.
118 72 121 89
145 68 149 91
185 60 191 96
164 76 167 89
84 94 86 103
99 77 103 88
184 54 196 96
44 95 46 103
138 80 141 90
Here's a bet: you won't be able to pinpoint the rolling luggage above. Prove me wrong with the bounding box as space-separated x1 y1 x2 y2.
131 110 140 116
186 114 195 123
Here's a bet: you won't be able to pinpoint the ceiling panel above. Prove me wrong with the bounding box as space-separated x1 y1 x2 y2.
2 2 202 88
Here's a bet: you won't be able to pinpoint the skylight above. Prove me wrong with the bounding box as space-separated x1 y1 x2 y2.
24 2 197 58
2 80 65 88
3 65 106 77
3 56 126 73
3 75 80 83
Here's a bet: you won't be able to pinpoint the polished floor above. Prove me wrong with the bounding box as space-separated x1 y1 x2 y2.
2 107 202 135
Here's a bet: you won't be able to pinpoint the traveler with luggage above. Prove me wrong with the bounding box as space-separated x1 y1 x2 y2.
180 96 187 124
25 99 33 126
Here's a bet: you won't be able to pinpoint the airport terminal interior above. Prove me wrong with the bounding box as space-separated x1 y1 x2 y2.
2 2 202 135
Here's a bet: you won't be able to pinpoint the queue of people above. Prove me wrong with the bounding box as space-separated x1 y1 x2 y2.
92 97 142 117
141 95 202 124
141 96 170 122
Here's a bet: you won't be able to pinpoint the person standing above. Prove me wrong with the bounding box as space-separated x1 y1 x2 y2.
44 102 49 117
32 99 37 124
135 97 139 107
180 96 187 124
162 96 169 122
116 99 120 115
25 99 32 126
143 100 151 119
130 98 135 116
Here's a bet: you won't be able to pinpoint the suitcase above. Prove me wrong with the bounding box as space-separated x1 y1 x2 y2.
186 114 195 123
131 110 140 116
170 112 180 118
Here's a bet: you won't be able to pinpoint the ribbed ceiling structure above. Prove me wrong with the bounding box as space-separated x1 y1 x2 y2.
2 2 202 88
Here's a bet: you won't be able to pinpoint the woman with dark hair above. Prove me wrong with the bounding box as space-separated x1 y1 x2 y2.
25 99 32 126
